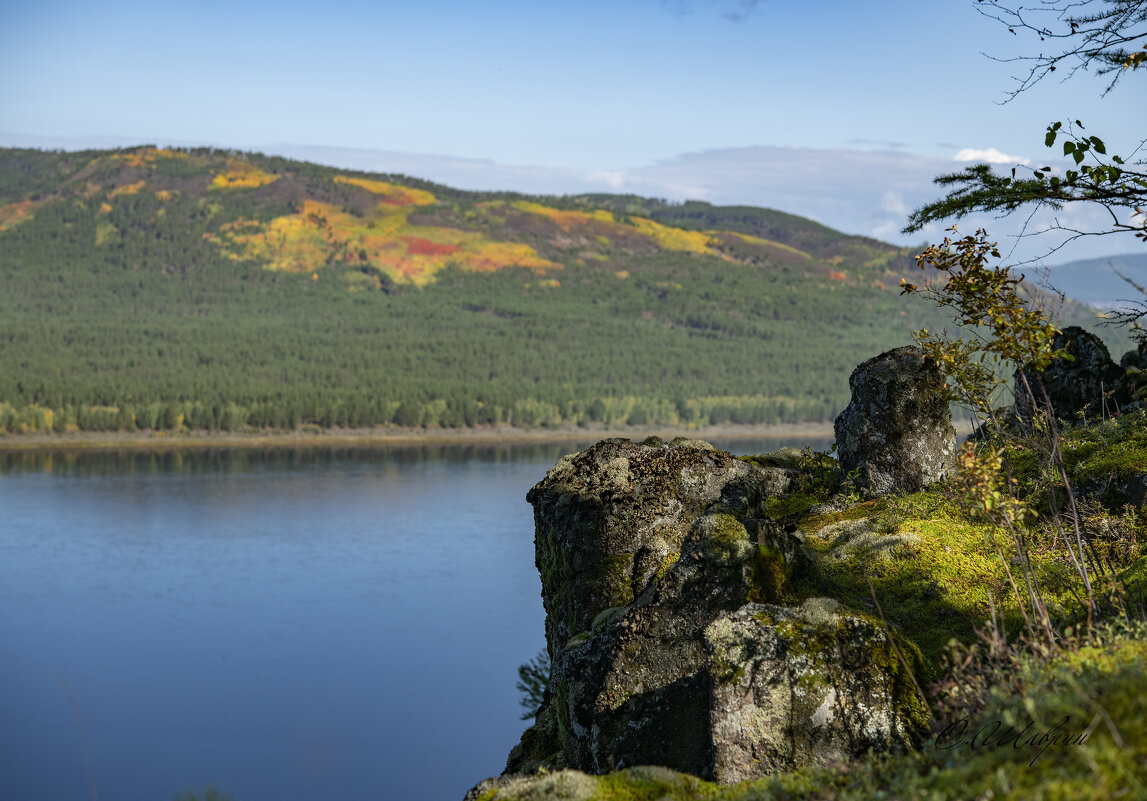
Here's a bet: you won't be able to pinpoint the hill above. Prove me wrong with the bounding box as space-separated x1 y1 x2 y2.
0 146 1130 435
1047 252 1147 310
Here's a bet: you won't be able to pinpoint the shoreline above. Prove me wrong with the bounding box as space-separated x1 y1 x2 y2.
0 422 837 454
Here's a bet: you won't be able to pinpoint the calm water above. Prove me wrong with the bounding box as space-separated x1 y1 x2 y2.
0 436 829 801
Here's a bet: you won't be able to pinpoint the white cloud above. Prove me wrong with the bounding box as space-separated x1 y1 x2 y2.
880 190 909 215
954 147 1031 165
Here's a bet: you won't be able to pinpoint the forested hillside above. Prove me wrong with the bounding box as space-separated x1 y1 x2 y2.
0 146 1122 434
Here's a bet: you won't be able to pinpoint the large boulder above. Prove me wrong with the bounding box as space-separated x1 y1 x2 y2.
834 346 956 496
525 437 783 655
499 438 928 785
1016 326 1129 422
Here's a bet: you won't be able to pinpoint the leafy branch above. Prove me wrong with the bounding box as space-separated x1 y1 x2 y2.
974 0 1147 98
904 121 1147 248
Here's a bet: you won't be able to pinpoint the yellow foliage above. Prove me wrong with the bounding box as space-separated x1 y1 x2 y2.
155 190 175 202
615 270 630 279
210 160 280 190
628 217 715 254
510 200 718 256
95 221 118 245
109 181 146 198
511 200 614 230
207 198 556 286
98 202 113 215
721 230 812 259
333 175 435 206
109 147 193 168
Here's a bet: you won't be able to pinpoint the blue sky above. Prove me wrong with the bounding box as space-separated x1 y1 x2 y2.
2 0 1142 259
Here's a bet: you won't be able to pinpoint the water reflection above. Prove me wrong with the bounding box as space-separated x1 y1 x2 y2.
0 434 834 476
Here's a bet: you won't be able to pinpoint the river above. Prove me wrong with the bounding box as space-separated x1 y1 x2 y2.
0 436 830 801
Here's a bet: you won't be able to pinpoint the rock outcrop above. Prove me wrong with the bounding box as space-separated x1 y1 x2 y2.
1016 326 1129 422
497 437 928 786
834 346 956 495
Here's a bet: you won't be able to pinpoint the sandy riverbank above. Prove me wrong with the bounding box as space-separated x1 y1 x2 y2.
0 422 837 453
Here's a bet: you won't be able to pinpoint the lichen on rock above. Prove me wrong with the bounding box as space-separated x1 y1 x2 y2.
501 435 929 785
834 345 956 496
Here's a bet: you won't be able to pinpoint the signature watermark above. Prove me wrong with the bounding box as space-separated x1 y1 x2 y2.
934 715 1090 766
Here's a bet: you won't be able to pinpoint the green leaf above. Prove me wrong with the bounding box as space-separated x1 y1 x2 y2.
1046 129 1058 147
1063 141 1076 155
1089 136 1106 154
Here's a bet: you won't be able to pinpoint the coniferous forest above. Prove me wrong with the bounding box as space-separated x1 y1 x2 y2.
0 146 1122 435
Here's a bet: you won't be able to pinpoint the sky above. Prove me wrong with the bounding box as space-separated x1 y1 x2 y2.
2 0 1143 262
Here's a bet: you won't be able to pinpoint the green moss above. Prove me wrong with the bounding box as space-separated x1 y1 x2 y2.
1120 554 1147 588
746 448 841 522
653 550 681 582
593 553 636 605
593 766 723 800
764 492 822 520
537 526 577 639
799 499 886 535
704 513 750 545
700 513 751 561
551 681 572 757
794 500 1086 671
747 544 787 603
592 606 629 633
565 632 592 649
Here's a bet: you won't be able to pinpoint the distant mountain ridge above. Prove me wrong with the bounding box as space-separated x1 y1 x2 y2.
1047 252 1147 310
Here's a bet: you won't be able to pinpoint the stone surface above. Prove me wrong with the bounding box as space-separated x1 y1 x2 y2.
1016 326 1129 421
834 346 956 496
526 437 771 655
705 600 925 782
499 437 929 786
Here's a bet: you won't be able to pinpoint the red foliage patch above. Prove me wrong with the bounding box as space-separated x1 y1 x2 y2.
402 236 461 256
829 270 847 281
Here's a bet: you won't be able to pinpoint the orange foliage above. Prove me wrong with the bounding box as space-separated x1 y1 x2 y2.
829 270 847 281
0 199 43 231
402 236 461 256
155 190 175 202
98 202 113 215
